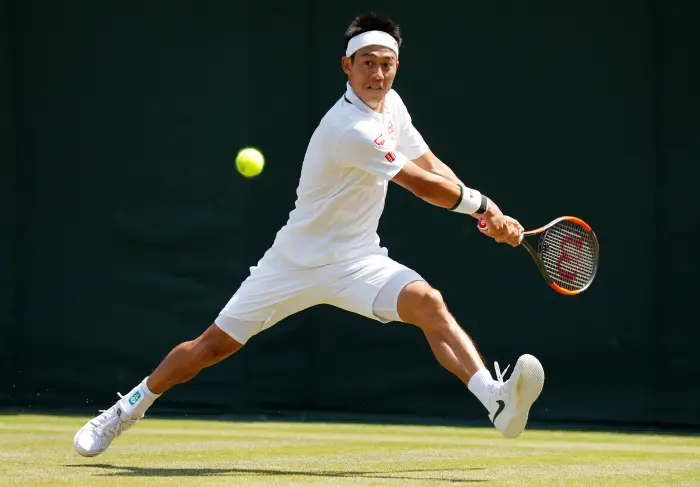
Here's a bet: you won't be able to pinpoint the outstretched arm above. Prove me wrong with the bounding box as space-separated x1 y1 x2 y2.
411 150 466 188
333 122 521 246
392 160 522 247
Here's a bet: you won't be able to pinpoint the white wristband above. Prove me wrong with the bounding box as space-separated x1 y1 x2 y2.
449 185 488 215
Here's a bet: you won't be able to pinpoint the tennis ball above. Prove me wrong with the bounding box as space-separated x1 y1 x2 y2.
235 147 264 178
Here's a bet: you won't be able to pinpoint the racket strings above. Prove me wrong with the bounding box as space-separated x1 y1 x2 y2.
539 220 597 291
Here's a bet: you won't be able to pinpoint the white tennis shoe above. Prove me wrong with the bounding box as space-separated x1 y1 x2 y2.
488 354 545 438
73 394 141 457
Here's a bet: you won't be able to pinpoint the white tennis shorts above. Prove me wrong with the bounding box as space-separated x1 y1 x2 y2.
215 248 424 344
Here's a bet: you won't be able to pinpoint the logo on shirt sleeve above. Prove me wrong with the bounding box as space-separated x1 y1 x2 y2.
373 134 385 146
385 151 396 163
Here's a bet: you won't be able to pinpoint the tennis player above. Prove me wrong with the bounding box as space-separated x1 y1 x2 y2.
74 13 544 457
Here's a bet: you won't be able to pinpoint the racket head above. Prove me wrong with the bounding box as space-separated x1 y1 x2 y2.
524 216 599 295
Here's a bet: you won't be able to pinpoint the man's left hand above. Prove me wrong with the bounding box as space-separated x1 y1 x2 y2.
478 216 524 247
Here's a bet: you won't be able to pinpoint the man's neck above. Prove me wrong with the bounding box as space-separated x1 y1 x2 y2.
346 82 386 114
360 96 384 113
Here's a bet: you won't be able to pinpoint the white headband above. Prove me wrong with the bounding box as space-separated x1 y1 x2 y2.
346 30 399 58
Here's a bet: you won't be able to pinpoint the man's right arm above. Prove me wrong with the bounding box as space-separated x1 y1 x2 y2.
333 123 521 245
392 160 522 246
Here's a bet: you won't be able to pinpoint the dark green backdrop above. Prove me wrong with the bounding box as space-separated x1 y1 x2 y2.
2 0 698 427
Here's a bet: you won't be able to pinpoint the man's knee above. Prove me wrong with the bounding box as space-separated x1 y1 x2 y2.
193 324 244 364
397 282 451 330
419 288 447 316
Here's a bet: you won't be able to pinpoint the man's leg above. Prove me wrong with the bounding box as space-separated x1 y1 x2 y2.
120 322 246 418
395 281 484 385
73 323 246 457
394 280 544 438
74 249 323 457
146 323 243 394
326 256 494 397
327 254 543 439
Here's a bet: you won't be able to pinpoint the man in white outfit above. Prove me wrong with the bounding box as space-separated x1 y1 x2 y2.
74 13 544 457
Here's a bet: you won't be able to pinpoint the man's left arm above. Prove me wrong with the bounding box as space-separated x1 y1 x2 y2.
393 94 521 233
411 151 522 237
390 94 464 188
411 150 466 188
413 150 489 222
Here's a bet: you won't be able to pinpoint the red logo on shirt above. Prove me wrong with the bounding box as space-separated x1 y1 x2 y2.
387 121 395 134
374 134 385 146
385 152 396 163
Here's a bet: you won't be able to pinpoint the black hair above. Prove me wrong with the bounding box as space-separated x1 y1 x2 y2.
344 13 402 60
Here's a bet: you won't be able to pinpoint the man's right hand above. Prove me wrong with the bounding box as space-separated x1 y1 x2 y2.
477 204 523 247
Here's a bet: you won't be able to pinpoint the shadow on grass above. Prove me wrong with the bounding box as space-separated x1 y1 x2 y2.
67 463 487 483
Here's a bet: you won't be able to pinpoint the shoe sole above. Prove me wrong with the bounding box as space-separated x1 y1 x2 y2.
502 354 545 439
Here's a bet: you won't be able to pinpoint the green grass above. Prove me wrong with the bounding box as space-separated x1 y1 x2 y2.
1 414 699 486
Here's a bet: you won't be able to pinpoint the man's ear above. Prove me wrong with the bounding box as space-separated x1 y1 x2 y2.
341 56 352 76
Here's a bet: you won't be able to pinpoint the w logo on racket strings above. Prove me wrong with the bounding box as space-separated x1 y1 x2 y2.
557 234 584 282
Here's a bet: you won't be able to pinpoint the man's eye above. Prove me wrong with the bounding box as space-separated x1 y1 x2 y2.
365 60 373 66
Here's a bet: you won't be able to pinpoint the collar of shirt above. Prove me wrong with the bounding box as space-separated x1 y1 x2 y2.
343 82 383 121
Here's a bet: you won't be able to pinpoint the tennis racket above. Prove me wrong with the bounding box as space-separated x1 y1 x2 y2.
479 216 599 295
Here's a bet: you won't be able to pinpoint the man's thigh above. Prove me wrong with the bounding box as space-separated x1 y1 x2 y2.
325 254 425 323
215 249 328 343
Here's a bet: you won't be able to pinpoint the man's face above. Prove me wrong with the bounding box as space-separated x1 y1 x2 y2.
342 45 398 110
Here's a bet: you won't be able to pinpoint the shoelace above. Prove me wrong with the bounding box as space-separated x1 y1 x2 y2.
494 362 510 384
90 393 134 437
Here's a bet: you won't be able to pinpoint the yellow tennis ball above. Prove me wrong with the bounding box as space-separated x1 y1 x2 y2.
235 147 264 178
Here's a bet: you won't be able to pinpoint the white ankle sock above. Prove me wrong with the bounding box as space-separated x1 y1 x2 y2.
119 377 161 420
468 368 496 412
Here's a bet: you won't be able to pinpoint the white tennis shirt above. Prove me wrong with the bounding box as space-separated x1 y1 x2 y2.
271 82 429 267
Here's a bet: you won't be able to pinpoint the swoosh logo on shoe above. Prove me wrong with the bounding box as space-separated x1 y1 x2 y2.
493 400 506 422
